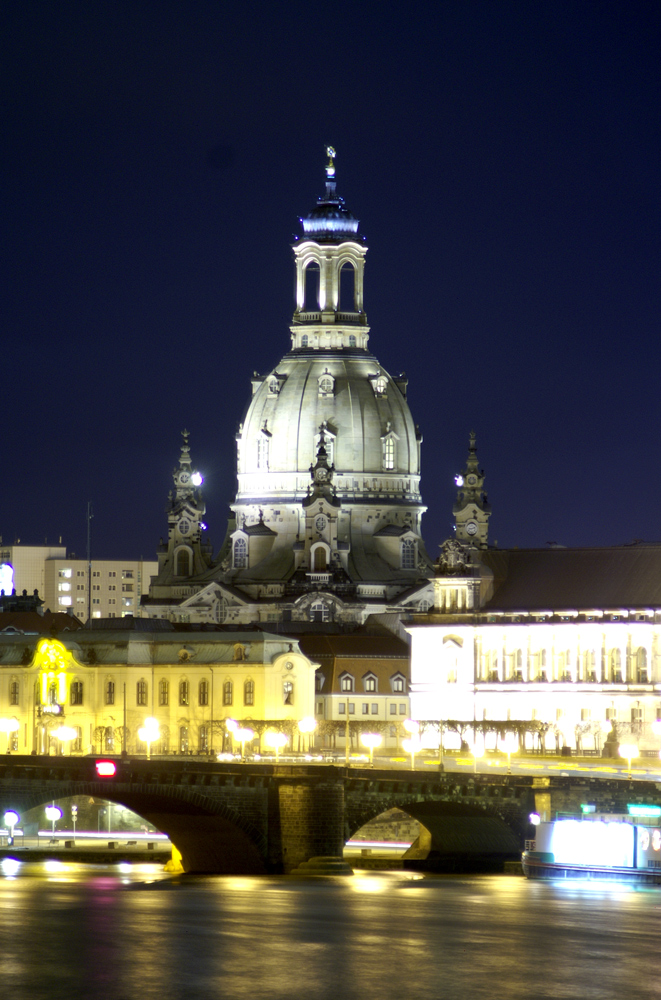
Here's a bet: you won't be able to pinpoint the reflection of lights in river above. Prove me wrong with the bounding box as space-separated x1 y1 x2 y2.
349 876 388 893
1 857 21 877
44 861 66 873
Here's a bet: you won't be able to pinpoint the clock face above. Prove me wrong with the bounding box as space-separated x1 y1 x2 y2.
314 468 328 483
467 475 477 485
315 515 326 531
466 520 478 536
178 518 191 535
179 472 190 485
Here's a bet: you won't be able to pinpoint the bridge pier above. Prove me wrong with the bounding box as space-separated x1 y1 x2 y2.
277 775 345 873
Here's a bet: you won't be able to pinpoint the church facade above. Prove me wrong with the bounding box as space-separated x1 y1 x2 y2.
142 150 434 626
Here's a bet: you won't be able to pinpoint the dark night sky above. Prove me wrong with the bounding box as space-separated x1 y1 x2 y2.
3 1 660 561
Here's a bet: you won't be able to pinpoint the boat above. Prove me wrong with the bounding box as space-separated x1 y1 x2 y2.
522 816 661 883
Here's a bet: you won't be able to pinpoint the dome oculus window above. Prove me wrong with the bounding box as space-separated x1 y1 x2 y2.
318 372 335 396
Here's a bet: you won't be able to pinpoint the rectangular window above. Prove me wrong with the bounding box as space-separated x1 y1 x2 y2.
244 679 254 706
580 708 591 722
399 704 406 714
223 680 233 706
179 681 189 706
389 704 397 715
199 724 209 752
348 702 355 715
338 703 346 715
59 597 72 607
198 680 208 706
371 704 379 715
316 701 323 715
105 681 115 705
179 726 189 753
632 707 643 725
362 703 369 715
9 681 19 705
123 571 134 579
159 679 169 706
136 680 147 706
70 681 84 705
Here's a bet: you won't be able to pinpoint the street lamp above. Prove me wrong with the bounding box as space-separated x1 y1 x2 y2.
45 804 62 839
297 716 317 753
71 804 78 844
360 732 382 767
0 718 19 754
234 727 255 760
52 725 77 756
620 743 639 779
264 730 288 761
137 717 160 760
502 734 518 774
4 810 19 846
402 736 422 771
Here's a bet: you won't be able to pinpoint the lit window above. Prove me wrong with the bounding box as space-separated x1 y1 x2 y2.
199 724 209 752
59 597 72 607
373 376 387 396
340 675 354 692
383 437 395 470
58 583 71 592
179 680 189 706
59 569 72 579
364 675 377 692
257 435 270 470
179 726 189 753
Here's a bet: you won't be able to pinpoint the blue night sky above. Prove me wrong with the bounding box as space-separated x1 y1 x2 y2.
3 1 660 560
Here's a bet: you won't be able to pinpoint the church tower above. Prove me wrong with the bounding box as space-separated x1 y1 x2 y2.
453 431 490 548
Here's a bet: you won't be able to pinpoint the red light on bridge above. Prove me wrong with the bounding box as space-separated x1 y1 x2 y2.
95 760 117 777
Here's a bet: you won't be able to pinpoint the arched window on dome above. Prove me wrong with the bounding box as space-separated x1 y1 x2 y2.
304 262 320 312
301 334 309 348
339 261 355 311
233 538 247 569
401 538 416 569
175 547 192 577
257 432 270 471
348 334 357 348
310 601 330 622
383 436 395 470
318 373 334 396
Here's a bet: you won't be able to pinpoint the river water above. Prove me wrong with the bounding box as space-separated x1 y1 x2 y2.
1 861 660 1000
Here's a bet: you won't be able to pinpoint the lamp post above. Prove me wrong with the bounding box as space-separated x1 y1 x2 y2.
402 736 421 771
45 804 62 839
619 743 639 779
264 730 288 762
71 804 78 844
4 810 19 846
297 716 317 753
234 727 255 761
137 717 160 760
52 725 77 756
0 718 19 754
360 732 382 767
502 734 518 774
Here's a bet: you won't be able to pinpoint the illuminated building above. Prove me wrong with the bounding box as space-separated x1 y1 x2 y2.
0 543 157 622
407 441 661 754
142 149 434 625
0 625 316 755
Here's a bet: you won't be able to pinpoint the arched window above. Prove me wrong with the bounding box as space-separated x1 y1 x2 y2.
223 680 233 706
159 678 169 706
136 680 147 706
610 648 622 682
244 679 254 706
9 679 19 705
199 724 209 752
70 681 84 705
339 261 355 311
283 680 293 705
635 647 648 683
105 680 115 705
104 727 114 753
175 548 191 576
383 436 395 470
313 547 328 572
401 538 416 569
392 675 405 693
179 725 189 753
233 538 248 569
340 674 354 692
179 680 189 706
310 601 330 622
198 679 209 706
304 262 320 311
301 334 309 348
348 334 357 348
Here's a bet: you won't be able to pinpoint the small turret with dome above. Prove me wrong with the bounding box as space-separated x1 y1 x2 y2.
453 431 491 548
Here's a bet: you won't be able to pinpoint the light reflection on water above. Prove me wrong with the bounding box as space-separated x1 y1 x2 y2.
0 862 660 999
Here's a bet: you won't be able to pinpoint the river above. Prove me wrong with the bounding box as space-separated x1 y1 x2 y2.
0 861 660 1000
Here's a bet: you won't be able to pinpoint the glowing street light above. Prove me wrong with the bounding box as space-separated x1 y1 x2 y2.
402 736 422 771
45 804 62 838
4 810 19 846
137 717 160 760
297 716 317 752
472 744 484 774
264 730 288 761
502 734 518 774
53 725 77 756
360 732 383 767
234 727 255 760
620 743 639 779
0 718 19 754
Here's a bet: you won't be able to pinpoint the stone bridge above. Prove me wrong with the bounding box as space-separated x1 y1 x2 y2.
1 756 659 874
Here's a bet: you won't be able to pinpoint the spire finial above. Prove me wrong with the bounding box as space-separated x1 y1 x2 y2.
325 145 336 180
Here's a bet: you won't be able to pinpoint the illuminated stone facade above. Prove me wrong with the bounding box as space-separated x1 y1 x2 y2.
407 544 661 754
143 150 433 625
0 626 316 756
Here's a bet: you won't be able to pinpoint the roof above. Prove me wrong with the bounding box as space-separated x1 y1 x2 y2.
481 544 661 611
0 611 85 634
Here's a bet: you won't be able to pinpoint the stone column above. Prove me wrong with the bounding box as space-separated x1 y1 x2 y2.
277 776 345 873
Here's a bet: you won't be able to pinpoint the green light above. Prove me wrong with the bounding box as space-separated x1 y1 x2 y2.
627 804 661 817
580 803 596 814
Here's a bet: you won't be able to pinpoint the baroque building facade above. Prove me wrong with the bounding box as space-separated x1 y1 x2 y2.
407 443 661 755
142 150 434 627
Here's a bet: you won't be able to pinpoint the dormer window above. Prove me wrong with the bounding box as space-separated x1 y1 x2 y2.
391 673 406 693
340 673 354 692
363 673 377 693
318 372 335 397
233 538 247 569
370 374 387 397
401 537 416 569
268 377 280 395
